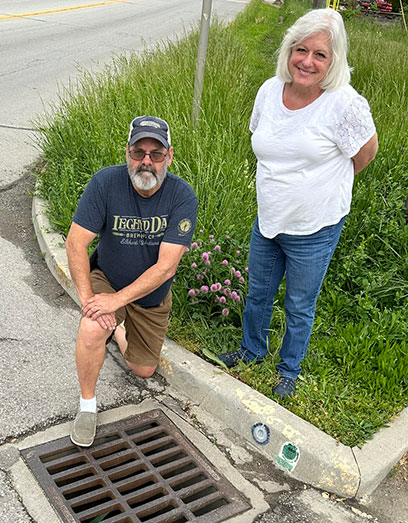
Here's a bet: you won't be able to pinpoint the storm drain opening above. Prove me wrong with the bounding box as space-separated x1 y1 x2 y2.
22 409 251 522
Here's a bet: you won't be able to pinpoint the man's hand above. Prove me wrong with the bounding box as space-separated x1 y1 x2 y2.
95 312 117 331
82 293 122 320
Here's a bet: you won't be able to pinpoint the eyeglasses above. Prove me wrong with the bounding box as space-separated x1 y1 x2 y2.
128 148 168 163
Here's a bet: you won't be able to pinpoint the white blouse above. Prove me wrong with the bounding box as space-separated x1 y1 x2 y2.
250 77 376 238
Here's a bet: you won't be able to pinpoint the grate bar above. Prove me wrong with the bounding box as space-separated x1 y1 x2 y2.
130 425 168 442
75 501 123 520
52 466 97 486
184 490 227 511
69 486 114 509
107 462 149 484
91 440 130 459
98 451 142 471
114 470 157 492
46 456 89 476
149 448 187 467
177 479 215 501
133 494 178 519
122 482 165 505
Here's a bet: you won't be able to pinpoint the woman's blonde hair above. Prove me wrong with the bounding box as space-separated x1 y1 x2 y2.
276 8 351 91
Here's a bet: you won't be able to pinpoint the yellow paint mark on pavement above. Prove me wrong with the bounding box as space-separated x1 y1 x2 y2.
0 0 129 21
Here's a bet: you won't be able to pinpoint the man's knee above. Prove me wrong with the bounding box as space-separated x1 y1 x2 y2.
126 361 157 378
78 317 111 348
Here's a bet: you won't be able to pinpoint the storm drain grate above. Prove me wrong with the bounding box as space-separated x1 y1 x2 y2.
22 409 251 522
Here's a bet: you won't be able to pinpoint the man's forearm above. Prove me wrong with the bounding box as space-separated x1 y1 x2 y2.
116 263 175 307
66 243 94 305
81 242 187 319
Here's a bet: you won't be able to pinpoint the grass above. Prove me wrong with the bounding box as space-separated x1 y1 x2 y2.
34 0 408 447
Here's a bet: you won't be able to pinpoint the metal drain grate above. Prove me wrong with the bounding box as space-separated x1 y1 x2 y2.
22 409 251 522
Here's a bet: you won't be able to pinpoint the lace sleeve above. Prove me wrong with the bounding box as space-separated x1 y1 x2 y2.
335 95 376 158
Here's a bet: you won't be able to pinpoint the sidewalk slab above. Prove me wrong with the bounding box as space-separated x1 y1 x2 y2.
32 195 408 500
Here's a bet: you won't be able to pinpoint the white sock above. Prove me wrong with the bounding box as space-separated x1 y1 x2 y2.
80 396 97 413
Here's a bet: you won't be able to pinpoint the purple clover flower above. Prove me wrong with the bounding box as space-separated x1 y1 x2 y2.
196 274 204 280
214 245 221 252
191 262 197 268
222 308 229 316
222 259 228 266
239 277 245 284
200 285 209 294
204 260 211 267
224 279 231 286
191 242 198 248
234 270 242 278
219 296 226 304
188 289 196 296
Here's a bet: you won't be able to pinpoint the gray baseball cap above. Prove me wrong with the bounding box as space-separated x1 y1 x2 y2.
128 116 171 148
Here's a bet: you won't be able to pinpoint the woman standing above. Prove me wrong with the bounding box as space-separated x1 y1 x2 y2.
219 8 378 398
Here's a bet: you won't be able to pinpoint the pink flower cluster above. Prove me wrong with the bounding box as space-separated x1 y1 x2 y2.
184 231 248 319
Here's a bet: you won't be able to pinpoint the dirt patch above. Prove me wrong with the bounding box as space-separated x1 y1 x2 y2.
393 452 408 487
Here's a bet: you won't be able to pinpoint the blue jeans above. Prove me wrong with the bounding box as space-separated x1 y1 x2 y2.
241 216 346 379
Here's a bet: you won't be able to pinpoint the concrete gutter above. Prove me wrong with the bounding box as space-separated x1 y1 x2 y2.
32 195 408 500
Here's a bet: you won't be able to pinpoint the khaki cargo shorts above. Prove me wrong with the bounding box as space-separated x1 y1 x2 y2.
90 269 172 367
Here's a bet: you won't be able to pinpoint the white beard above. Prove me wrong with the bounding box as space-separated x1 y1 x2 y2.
127 160 167 191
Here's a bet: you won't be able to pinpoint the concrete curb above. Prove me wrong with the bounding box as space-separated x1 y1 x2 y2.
32 195 408 499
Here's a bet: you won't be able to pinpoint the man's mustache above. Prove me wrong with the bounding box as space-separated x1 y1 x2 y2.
135 165 156 175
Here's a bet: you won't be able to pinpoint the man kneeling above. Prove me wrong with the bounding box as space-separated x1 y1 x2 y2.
65 116 197 446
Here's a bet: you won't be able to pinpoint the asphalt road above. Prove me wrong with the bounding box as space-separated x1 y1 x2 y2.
0 0 248 188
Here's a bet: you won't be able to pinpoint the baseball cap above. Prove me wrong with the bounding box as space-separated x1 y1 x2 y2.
128 116 171 149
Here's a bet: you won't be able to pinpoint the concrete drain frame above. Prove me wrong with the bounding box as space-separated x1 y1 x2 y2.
21 408 251 523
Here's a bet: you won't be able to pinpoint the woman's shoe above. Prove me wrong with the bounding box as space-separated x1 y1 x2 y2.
273 377 296 399
218 349 263 368
218 350 246 368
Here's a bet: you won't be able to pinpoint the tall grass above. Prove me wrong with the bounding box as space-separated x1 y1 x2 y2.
36 23 258 237
35 0 408 447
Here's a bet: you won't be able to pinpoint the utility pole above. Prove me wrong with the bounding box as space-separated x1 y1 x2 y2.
191 0 213 126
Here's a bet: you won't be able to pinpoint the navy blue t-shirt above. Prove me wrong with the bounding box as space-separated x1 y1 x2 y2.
73 164 197 306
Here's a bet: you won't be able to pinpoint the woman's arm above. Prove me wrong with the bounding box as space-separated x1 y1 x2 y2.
352 133 378 175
